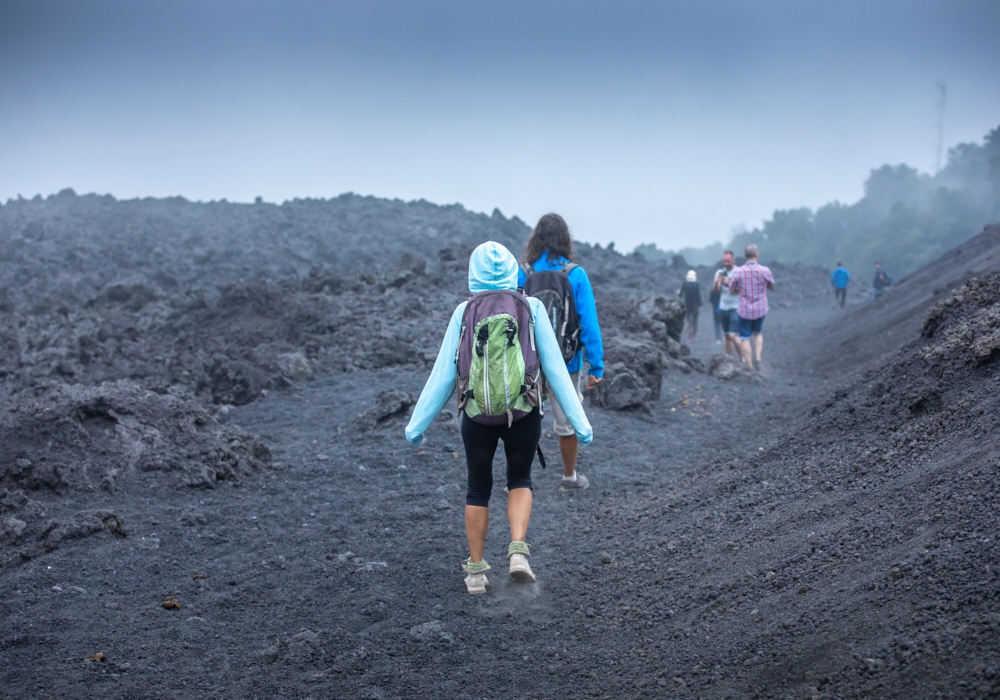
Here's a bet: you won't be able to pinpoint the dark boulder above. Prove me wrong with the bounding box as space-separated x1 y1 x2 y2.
590 335 664 410
637 296 686 344
354 389 416 429
708 353 751 381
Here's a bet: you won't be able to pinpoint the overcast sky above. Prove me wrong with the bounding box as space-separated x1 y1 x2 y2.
1 0 998 251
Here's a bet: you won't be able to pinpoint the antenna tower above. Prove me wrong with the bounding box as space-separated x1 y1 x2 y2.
935 81 947 173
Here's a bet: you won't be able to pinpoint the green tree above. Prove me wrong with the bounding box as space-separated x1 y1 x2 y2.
635 123 1000 278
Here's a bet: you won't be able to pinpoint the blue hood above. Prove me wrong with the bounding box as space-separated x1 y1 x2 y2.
468 241 519 293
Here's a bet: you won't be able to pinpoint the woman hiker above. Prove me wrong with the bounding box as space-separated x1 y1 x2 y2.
518 213 604 491
405 241 593 595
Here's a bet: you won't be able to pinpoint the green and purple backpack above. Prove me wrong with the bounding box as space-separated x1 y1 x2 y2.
455 290 541 426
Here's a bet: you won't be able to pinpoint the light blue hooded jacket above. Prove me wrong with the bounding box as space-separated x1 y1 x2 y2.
405 242 593 447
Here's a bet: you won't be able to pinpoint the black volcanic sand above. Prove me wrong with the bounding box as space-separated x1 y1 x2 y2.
1 193 999 699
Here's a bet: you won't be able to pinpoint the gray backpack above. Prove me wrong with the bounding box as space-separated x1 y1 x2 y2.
522 262 581 362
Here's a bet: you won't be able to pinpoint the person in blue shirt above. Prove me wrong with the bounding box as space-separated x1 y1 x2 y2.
406 241 592 594
830 262 851 307
517 214 604 492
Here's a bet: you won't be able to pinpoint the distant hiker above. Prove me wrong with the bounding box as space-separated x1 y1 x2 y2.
405 241 592 595
677 270 702 343
518 213 604 492
830 262 850 307
872 261 892 299
710 273 724 343
713 250 740 357
726 244 774 371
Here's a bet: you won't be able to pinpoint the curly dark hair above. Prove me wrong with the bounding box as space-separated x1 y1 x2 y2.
523 213 574 267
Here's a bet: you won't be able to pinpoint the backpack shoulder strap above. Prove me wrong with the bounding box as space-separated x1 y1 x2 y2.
520 262 534 276
460 297 475 322
560 262 579 275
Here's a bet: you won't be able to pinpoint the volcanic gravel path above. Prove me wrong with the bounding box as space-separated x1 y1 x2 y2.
2 303 866 700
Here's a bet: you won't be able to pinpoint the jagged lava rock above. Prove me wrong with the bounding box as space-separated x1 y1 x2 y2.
0 380 271 492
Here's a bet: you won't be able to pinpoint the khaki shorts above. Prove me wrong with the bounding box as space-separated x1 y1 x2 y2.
546 372 584 437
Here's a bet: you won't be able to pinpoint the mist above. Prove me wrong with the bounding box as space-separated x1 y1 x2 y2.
1 0 998 251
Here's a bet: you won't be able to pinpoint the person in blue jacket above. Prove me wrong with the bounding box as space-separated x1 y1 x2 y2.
406 241 592 594
830 262 851 307
518 214 604 492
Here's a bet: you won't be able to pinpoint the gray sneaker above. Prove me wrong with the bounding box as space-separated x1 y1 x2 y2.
559 473 590 491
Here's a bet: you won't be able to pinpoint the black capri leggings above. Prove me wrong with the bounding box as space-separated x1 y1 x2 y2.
461 408 542 507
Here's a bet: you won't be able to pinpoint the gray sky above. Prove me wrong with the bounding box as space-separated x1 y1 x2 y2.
2 0 998 251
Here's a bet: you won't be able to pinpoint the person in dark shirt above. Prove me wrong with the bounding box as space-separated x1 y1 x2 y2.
710 276 723 343
872 262 892 299
678 270 702 343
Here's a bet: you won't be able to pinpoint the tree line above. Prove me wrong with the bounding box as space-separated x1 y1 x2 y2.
640 124 1000 278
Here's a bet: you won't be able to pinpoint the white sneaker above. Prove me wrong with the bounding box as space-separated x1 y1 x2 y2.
507 541 535 583
462 559 490 595
464 572 489 594
509 554 535 583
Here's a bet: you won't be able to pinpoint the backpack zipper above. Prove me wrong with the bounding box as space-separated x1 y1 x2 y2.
502 341 511 411
504 338 513 427
561 294 570 337
455 322 466 364
482 325 491 415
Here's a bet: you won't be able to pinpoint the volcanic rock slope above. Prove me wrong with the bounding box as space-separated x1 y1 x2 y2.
0 192 997 699
0 191 826 407
0 191 528 404
819 224 1000 373
585 232 1000 699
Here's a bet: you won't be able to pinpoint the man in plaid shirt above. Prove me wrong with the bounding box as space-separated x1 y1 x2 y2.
725 244 775 370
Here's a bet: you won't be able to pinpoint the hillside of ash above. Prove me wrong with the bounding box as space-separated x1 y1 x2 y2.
593 247 1000 697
